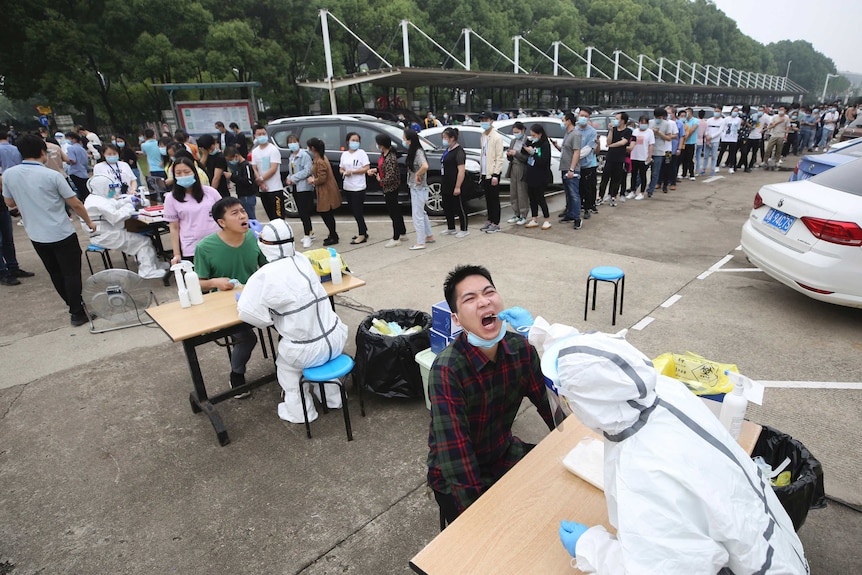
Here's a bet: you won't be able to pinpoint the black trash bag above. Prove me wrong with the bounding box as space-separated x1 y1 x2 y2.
354 309 431 399
752 424 826 532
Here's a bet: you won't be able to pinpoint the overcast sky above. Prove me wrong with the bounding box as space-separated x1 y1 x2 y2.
711 0 859 74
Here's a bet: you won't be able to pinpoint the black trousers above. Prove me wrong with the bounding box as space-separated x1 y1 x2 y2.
483 177 501 225
384 191 406 240
319 210 337 239
69 175 90 202
527 185 549 218
718 141 738 168
607 161 627 198
631 160 648 193
737 139 754 169
579 167 597 211
31 233 84 316
442 191 468 231
259 190 286 221
345 189 368 236
681 145 696 178
294 190 315 235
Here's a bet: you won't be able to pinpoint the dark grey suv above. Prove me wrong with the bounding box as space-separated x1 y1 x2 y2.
265 115 482 216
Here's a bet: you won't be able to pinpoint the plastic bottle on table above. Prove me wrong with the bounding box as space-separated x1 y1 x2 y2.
328 247 342 285
185 269 204 305
719 374 748 440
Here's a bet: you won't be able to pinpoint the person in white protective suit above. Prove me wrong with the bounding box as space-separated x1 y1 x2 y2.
237 219 348 423
529 320 809 575
84 175 168 280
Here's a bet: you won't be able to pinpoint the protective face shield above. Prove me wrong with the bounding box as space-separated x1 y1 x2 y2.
87 175 117 199
544 331 658 439
258 219 296 262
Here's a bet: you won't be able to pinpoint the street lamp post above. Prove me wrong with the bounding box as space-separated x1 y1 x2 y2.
784 60 792 91
821 73 840 103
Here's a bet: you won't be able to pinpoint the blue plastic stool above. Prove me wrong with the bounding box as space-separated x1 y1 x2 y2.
585 266 625 325
299 354 363 441
85 244 129 275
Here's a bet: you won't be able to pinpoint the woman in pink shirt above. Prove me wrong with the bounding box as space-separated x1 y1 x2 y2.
163 156 222 264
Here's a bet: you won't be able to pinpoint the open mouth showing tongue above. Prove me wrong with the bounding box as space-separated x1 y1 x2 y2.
481 314 496 327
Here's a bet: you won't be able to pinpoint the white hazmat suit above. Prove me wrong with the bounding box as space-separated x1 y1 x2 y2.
532 322 809 575
237 219 348 423
84 176 168 280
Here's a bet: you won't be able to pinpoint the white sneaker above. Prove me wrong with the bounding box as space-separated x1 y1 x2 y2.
541 221 552 230
728 168 734 174
689 176 696 181
506 216 519 224
301 236 313 249
515 217 528 225
602 194 611 203
714 167 720 173
524 220 539 228
619 195 626 203
625 192 635 199
455 230 470 238
384 238 401 248
635 193 644 200
441 229 458 236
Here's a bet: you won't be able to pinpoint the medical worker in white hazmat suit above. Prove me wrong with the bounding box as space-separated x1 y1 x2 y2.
528 320 809 575
237 219 348 423
84 175 168 280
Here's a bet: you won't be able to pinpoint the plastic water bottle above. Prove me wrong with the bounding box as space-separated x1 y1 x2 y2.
329 248 342 285
719 375 748 440
170 262 191 308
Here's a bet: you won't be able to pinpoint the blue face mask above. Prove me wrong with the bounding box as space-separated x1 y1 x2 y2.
348 141 360 151
714 111 721 118
227 160 239 169
577 117 589 126
731 111 739 118
117 142 126 148
176 175 196 188
480 122 491 131
465 321 509 348
287 142 299 152
209 148 218 155
158 147 167 155
639 124 648 131
255 136 268 145
513 132 524 140
106 155 119 164
610 119 619 127
441 138 449 147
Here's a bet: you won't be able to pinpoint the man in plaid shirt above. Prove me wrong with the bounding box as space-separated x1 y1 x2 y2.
427 264 556 525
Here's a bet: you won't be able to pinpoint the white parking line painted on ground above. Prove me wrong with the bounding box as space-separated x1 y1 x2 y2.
710 254 734 270
697 270 713 280
702 176 725 183
660 294 682 308
631 316 655 331
735 245 743 251
714 268 765 273
761 381 862 390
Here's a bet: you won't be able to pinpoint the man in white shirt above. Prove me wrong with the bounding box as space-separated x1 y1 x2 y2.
818 106 840 149
250 124 284 220
702 107 725 177
478 111 505 233
718 107 741 174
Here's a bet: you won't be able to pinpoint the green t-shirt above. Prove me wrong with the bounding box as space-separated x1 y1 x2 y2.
194 231 267 285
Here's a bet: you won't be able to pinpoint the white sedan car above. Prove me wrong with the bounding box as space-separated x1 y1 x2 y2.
740 157 862 308
421 125 562 185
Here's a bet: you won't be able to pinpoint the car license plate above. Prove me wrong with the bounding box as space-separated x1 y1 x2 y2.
763 207 796 234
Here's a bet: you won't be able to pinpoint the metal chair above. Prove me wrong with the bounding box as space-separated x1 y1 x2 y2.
85 244 128 274
299 354 364 441
584 266 625 326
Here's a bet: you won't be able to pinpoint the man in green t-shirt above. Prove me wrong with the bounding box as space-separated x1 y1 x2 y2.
195 197 267 396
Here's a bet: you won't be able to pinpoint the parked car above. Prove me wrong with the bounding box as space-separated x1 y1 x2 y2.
740 157 862 308
420 125 562 185
265 115 482 216
495 117 566 148
839 117 862 142
789 138 862 181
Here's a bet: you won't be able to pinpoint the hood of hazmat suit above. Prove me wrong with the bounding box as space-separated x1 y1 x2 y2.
237 219 347 370
84 175 138 250
536 324 809 575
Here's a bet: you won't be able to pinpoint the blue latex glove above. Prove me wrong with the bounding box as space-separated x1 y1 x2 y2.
248 219 263 237
559 520 589 557
497 306 534 334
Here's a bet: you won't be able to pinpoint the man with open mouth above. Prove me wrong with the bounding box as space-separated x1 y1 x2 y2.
425 264 555 527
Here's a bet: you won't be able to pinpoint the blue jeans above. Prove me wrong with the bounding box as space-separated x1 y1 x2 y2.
818 126 834 148
647 156 664 194
702 141 720 175
798 129 815 151
694 144 705 174
239 195 257 220
0 209 19 277
563 173 581 219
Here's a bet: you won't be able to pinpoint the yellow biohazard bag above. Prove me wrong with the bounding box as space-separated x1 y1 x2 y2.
652 351 739 396
302 248 348 280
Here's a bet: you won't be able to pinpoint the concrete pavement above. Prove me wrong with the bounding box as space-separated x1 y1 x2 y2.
1 166 860 574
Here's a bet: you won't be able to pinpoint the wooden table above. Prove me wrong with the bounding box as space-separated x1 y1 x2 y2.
146 274 366 446
409 414 761 575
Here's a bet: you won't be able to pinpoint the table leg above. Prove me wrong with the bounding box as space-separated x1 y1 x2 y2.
182 339 231 446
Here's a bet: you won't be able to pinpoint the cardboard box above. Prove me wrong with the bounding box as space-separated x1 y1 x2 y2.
432 300 462 336
430 328 456 354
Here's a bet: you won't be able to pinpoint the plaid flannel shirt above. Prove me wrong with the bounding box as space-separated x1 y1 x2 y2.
426 331 555 513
